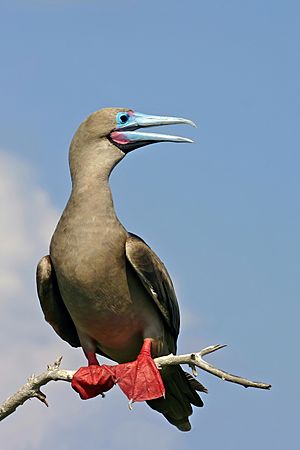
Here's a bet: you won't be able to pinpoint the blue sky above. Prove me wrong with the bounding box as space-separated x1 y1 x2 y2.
0 1 299 449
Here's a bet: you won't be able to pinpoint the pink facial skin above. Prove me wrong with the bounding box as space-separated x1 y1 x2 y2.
110 131 130 145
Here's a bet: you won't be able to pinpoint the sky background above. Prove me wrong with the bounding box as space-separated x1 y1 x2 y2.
0 1 299 449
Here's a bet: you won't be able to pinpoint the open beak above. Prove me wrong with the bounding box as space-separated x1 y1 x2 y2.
110 111 196 152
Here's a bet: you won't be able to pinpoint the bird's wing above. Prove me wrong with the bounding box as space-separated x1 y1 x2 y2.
36 255 80 348
125 233 180 340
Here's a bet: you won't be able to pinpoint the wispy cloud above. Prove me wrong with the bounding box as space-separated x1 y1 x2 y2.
0 152 57 300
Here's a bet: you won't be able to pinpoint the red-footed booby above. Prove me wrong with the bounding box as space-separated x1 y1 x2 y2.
37 108 205 431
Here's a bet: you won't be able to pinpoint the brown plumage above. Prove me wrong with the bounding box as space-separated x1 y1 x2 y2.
37 107 204 431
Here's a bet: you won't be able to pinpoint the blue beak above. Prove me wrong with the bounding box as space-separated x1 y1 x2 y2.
110 111 196 151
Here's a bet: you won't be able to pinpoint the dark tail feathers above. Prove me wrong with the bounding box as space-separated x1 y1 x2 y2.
147 365 206 431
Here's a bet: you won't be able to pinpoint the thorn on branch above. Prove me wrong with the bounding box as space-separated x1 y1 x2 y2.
34 390 48 407
27 374 36 383
47 356 63 371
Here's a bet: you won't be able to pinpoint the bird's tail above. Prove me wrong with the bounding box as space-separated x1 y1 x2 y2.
147 365 206 431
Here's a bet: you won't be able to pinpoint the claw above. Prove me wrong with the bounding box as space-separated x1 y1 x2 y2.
128 399 134 410
190 364 198 377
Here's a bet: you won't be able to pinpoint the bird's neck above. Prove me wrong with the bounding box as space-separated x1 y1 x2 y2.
68 140 123 217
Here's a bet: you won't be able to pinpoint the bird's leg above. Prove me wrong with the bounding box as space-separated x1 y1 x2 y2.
84 351 99 366
113 338 165 404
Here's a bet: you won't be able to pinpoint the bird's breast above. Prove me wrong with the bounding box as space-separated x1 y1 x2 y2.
50 204 131 313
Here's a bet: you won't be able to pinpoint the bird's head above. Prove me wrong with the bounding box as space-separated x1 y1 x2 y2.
69 107 195 182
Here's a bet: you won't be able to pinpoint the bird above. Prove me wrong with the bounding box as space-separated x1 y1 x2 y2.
36 107 206 431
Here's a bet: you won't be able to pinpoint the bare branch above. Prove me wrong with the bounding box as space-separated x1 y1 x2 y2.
0 345 271 422
0 357 75 422
155 344 272 390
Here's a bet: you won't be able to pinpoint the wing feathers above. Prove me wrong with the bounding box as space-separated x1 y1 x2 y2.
36 255 80 348
125 233 180 339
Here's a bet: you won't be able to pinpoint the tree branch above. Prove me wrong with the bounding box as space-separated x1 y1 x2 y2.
0 357 75 422
0 344 271 422
155 344 271 389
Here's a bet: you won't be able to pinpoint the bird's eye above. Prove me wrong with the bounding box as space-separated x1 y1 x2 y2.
120 114 128 123
116 112 130 125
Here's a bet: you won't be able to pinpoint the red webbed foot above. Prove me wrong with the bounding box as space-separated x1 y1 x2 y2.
71 365 115 399
71 352 115 400
113 338 165 403
71 339 165 403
